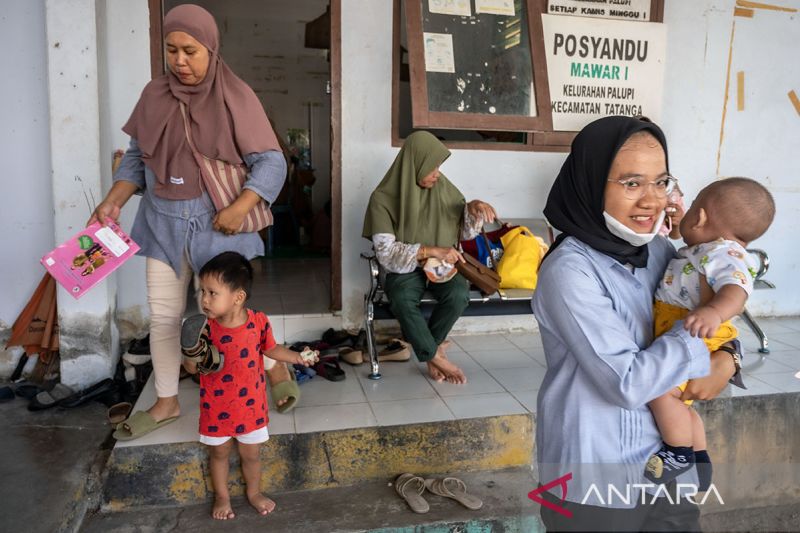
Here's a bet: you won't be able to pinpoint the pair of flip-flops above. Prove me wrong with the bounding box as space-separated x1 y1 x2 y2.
394 473 483 514
180 315 224 374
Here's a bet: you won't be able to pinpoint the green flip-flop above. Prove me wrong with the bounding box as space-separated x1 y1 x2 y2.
270 369 300 414
112 410 179 441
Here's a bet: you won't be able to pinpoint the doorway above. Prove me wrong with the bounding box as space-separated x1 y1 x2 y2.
154 0 341 315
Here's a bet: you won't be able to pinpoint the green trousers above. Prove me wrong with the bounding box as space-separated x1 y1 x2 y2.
384 270 470 362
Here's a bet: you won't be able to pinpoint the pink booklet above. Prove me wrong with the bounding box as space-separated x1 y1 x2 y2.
41 221 140 299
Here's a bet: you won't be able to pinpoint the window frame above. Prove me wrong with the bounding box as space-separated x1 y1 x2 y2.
392 0 665 152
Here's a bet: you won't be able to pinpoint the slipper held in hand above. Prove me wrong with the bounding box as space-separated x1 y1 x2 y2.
395 473 429 514
270 370 300 414
424 477 483 510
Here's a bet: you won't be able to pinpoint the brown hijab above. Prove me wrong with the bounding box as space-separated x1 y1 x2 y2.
122 4 280 200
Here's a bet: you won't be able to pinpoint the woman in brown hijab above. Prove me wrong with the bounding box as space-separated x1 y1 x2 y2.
88 4 298 441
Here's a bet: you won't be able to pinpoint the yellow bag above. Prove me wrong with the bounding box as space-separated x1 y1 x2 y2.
496 226 549 289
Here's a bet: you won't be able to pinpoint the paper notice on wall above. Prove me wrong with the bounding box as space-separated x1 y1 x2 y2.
547 0 651 21
429 0 471 17
423 32 456 73
475 0 515 16
541 14 666 131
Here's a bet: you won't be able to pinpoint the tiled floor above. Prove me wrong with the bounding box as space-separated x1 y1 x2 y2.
117 316 800 448
250 257 332 316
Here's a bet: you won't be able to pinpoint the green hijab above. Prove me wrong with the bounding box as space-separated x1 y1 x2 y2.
362 131 465 247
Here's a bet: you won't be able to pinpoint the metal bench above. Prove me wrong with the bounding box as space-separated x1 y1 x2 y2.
740 248 774 355
361 219 553 380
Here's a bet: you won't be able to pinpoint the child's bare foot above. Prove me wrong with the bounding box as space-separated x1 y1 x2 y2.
427 361 445 382
430 351 467 384
212 495 235 520
248 492 276 516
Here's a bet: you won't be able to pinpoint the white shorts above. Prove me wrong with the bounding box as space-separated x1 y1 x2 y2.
199 425 269 446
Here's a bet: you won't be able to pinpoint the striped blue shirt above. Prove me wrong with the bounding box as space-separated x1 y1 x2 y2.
532 236 710 508
114 138 286 274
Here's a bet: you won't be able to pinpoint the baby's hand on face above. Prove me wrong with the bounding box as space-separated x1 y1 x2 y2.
298 347 320 367
684 306 722 338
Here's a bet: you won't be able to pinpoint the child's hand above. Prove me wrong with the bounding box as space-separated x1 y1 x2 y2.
684 306 722 338
297 347 319 367
182 358 199 375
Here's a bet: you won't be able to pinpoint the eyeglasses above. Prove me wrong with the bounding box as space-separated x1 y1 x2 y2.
607 175 678 200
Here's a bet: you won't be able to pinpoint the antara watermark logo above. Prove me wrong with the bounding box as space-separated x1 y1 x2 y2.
529 473 724 517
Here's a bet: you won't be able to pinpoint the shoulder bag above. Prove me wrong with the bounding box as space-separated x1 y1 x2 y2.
179 102 273 233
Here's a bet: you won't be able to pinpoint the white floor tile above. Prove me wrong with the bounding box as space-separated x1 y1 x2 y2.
760 351 800 369
359 374 438 402
371 397 455 426
767 332 800 350
294 375 367 407
505 333 544 349
450 334 517 352
487 366 547 392
266 411 296 435
468 348 541 370
444 392 527 419
510 389 540 413
428 368 504 397
742 357 796 376
293 403 377 433
728 377 782 397
750 372 800 393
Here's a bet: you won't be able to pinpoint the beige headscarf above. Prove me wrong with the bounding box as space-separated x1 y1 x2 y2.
122 4 280 200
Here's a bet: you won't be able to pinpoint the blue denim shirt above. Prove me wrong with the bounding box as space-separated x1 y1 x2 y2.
114 138 286 273
532 236 710 508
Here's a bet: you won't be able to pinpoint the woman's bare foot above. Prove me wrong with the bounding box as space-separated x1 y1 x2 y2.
430 350 467 384
427 361 445 382
146 395 180 422
212 495 235 520
248 492 276 516
266 362 292 408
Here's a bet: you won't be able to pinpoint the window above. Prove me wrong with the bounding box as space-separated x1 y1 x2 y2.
393 0 664 151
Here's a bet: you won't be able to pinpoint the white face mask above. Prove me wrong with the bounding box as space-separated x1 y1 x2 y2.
603 210 666 247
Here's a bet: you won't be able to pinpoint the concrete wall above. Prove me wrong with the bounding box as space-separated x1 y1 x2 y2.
0 1 54 373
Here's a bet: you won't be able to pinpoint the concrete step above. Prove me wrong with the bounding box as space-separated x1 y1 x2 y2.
102 413 533 510
86 467 544 533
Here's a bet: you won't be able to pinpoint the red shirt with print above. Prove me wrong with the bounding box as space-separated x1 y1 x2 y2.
199 309 276 437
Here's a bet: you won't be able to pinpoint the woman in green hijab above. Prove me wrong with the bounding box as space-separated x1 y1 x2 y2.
363 131 497 384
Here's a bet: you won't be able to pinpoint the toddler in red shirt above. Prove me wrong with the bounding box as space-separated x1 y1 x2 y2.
182 252 317 520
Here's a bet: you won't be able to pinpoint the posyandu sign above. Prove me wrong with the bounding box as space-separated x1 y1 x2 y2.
541 14 666 131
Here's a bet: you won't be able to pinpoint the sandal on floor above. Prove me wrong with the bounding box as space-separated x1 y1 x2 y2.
424 477 483 510
395 473 429 514
270 369 300 414
313 356 346 382
378 340 411 362
339 347 363 365
107 402 133 428
28 383 74 411
112 410 179 441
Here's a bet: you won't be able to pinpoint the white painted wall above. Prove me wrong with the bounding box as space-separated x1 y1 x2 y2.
338 0 800 328
0 1 54 332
